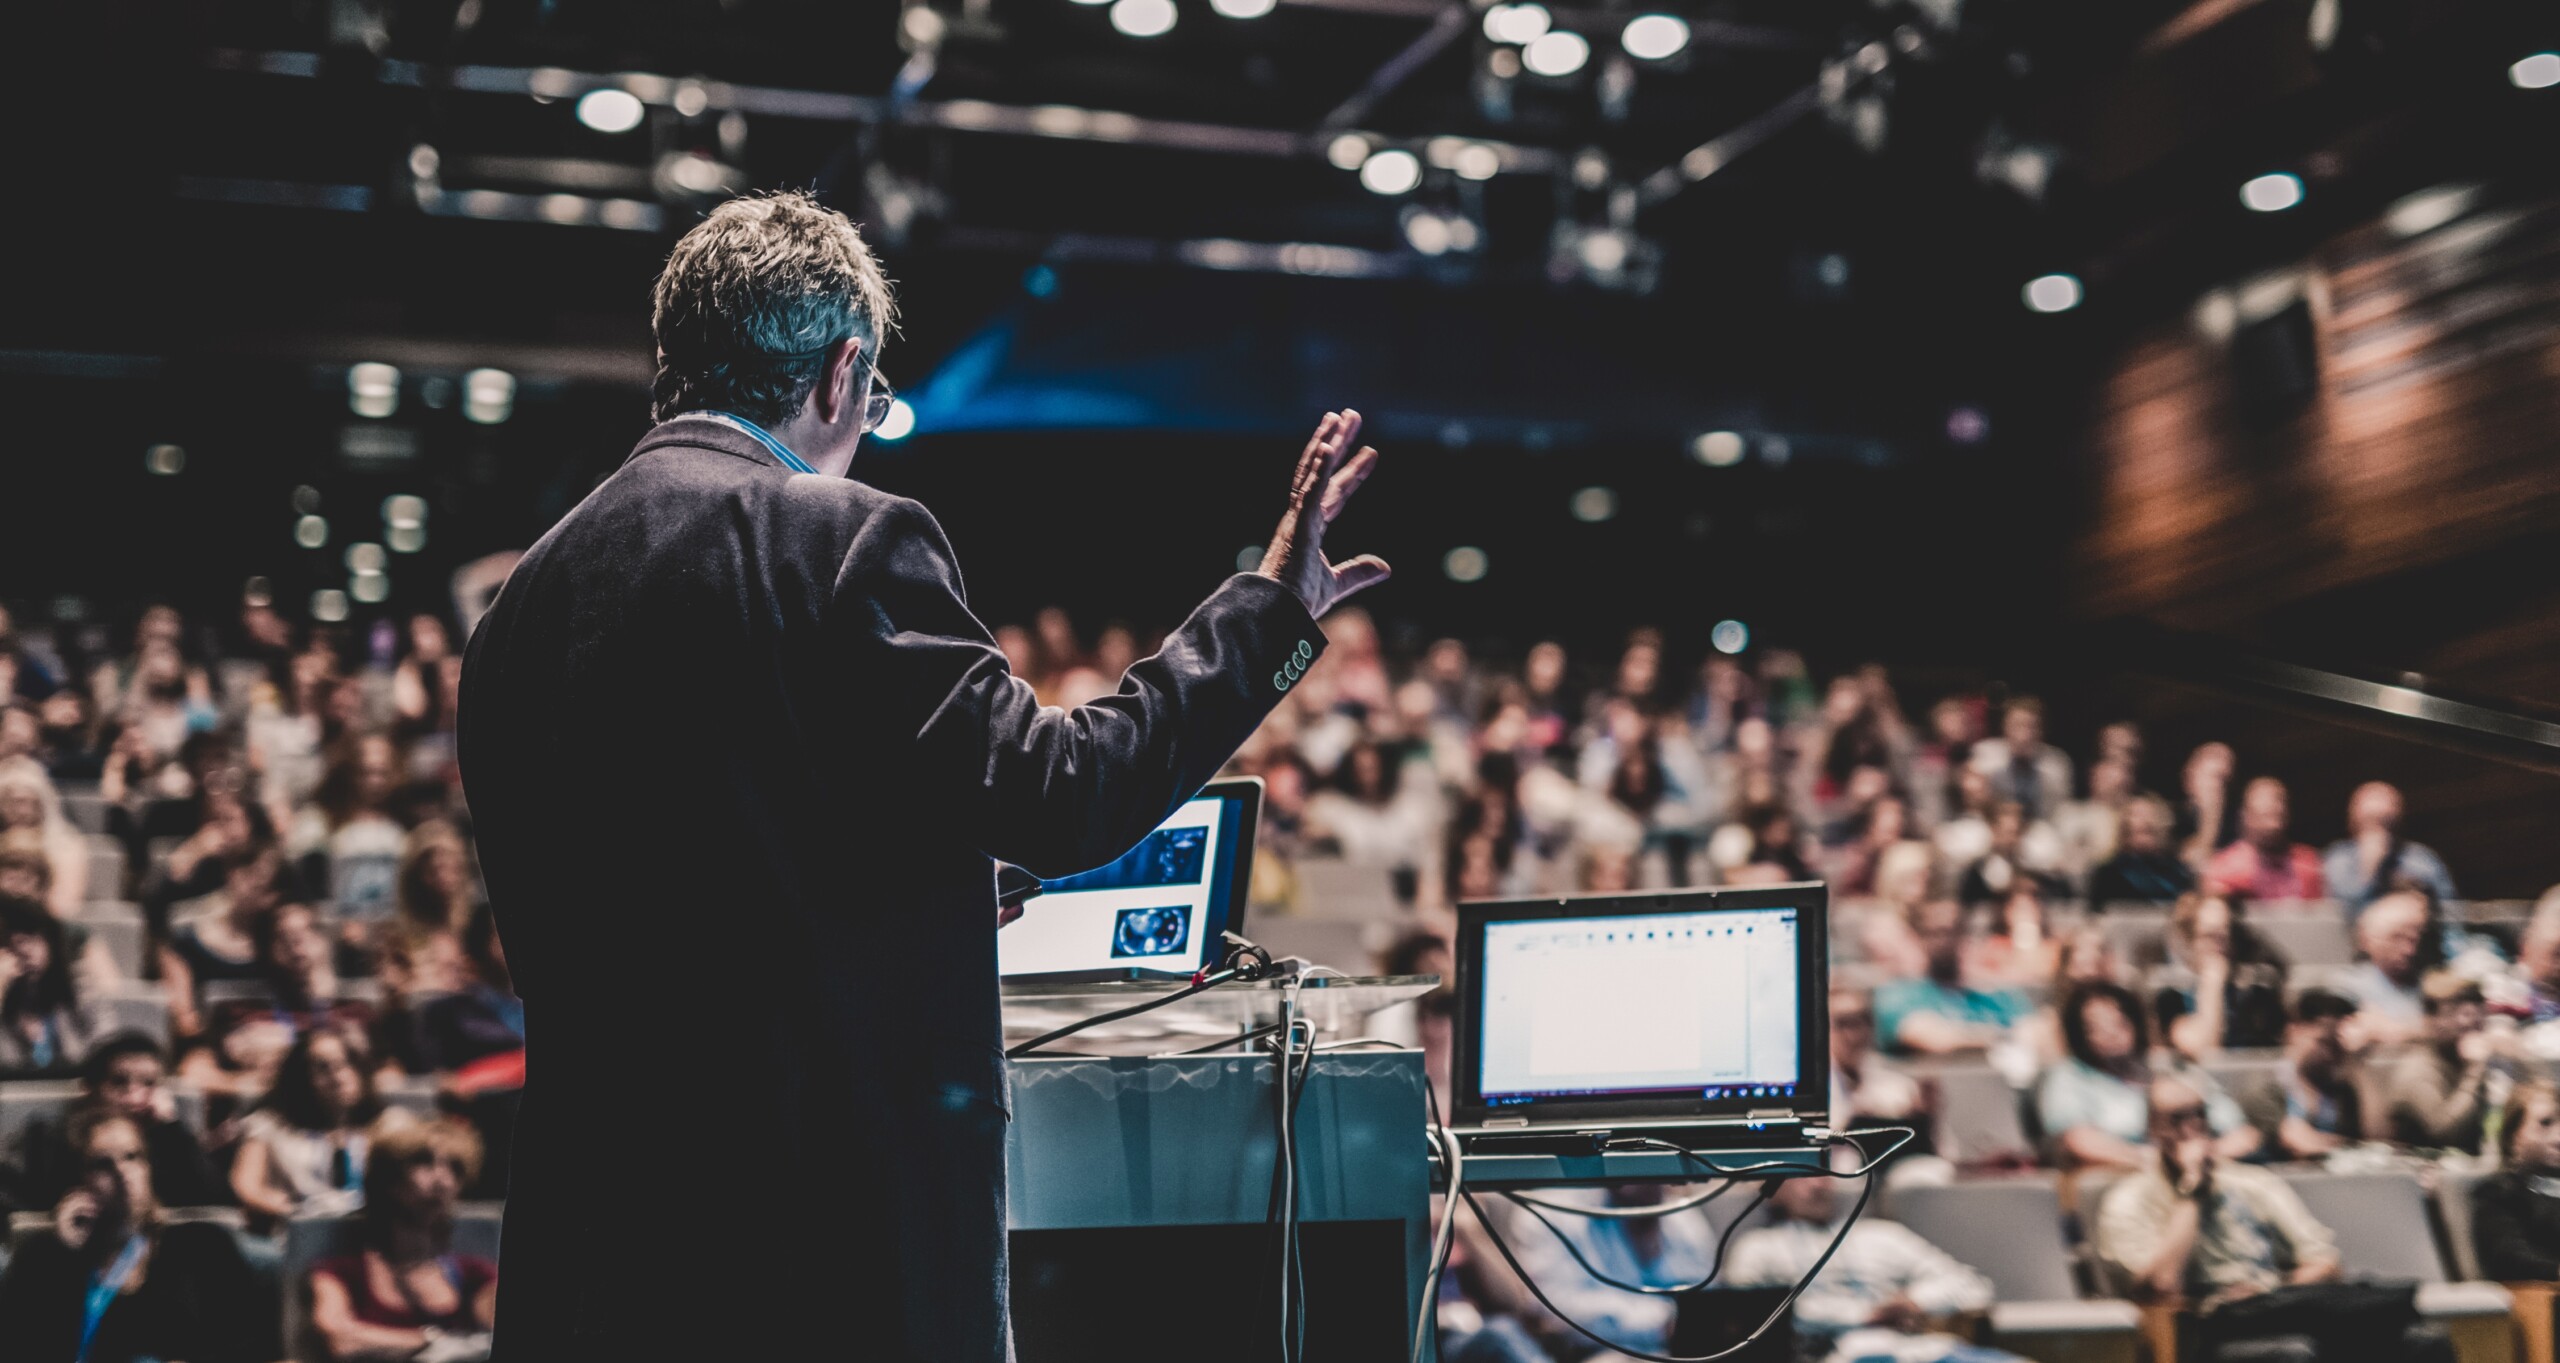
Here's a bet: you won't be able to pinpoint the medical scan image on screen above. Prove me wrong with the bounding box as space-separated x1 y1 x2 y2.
998 795 1228 977
1477 907 1801 1104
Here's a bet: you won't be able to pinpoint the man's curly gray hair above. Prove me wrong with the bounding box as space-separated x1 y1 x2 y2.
650 190 898 426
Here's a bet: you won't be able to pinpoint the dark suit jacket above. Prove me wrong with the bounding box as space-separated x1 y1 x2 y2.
458 414 1322 1361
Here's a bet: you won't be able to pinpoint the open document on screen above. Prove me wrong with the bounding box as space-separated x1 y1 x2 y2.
1477 907 1801 1104
998 795 1227 977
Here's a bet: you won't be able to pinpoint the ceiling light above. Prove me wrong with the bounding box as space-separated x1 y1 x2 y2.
2511 53 2560 89
1710 619 1750 655
1522 29 1590 76
295 515 330 548
1211 0 1276 17
1442 546 1489 583
1570 486 1617 522
1620 13 1689 60
1402 211 1453 256
1327 133 1372 171
464 368 516 424
348 362 399 418
575 88 646 134
1359 148 1422 195
144 444 185 476
1452 143 1501 181
1111 0 1177 36
1692 431 1746 467
1483 3 1550 44
2240 172 2303 212
2022 272 2082 313
311 589 350 623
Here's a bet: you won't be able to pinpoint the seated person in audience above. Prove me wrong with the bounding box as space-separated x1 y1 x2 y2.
2235 989 2367 1161
2036 981 2257 1171
233 1021 407 1226
159 842 293 1041
2321 782 2456 917
2054 754 2133 884
2474 1080 2560 1282
139 784 275 937
2513 888 2560 1024
1831 985 1924 1133
2094 1076 2451 1363
309 1117 497 1363
1954 802 2066 909
2368 971 2514 1155
1875 899 2033 1056
2152 892 2289 1059
1970 695 2071 821
0 891 89 1075
2088 795 2197 908
0 764 87 914
16 1031 224 1210
2203 777 2323 902
0 1106 276 1363
2339 891 2435 1044
1967 887 2061 993
1725 1171 2021 1363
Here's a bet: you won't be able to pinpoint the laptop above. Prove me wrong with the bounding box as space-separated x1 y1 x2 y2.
998 777 1262 984
1448 883 1830 1154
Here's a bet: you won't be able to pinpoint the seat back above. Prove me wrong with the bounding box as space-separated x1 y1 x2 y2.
2434 1167 2490 1282
2276 1169 2447 1283
1888 1175 2080 1301
90 985 172 1048
0 1080 80 1161
1933 1063 2033 1166
1245 918 1380 975
1290 857 1405 921
2200 1051 2285 1106
84 835 125 902
2101 910 2171 970
284 1203 504 1361
74 902 146 977
2247 911 2354 967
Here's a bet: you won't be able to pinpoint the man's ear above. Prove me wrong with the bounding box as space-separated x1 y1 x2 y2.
817 337 864 426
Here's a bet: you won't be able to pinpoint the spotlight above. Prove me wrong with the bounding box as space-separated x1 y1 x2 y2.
1111 0 1177 36
144 444 186 476
345 542 388 574
388 524 428 553
1570 486 1617 522
874 398 917 441
1452 143 1502 181
2022 273 2082 313
1442 546 1490 583
1522 30 1590 76
464 368 516 424
1402 210 1454 256
1359 148 1422 195
351 571 392 605
1692 431 1746 467
2240 172 2303 212
348 363 400 418
1619 13 1689 60
575 88 647 134
1482 3 1549 44
2511 53 2560 89
1211 0 1275 17
1575 228 1630 274
1327 133 1372 171
292 485 322 514
311 589 350 623
294 515 331 549
1710 619 1750 655
382 494 428 528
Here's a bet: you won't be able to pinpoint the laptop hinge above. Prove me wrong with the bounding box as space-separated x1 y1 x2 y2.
1747 1108 1793 1121
1483 1116 1530 1128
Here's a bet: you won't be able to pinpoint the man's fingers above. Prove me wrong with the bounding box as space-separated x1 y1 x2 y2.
1319 446 1379 524
1292 412 1340 503
1320 409 1364 485
1329 553 1393 604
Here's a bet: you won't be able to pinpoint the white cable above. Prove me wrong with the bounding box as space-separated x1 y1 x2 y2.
1411 1119 1464 1363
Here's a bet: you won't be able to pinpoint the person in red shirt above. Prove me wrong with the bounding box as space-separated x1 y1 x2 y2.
2205 777 2324 902
308 1117 496 1362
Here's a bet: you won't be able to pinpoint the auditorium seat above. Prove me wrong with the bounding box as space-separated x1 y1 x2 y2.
2276 1168 2515 1363
282 1202 504 1362
2100 909 2171 970
1289 856 1405 921
2435 1168 2556 1363
1245 917 1381 976
90 982 173 1047
2199 1050 2284 1103
0 1077 208 1157
74 901 146 978
2245 907 2355 968
83 834 125 903
59 789 109 836
1931 1063 2034 1168
377 1074 441 1117
1885 1175 2141 1361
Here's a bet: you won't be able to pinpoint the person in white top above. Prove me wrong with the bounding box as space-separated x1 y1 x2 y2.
1725 1174 2020 1363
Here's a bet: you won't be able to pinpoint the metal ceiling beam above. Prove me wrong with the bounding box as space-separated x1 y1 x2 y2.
1319 1 1476 132
1634 40 1886 207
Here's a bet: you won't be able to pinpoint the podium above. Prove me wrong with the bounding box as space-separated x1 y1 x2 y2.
1001 975 1433 1362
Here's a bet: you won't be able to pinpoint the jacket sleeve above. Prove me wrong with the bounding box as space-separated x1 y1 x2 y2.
2474 1178 2560 1282
842 497 1324 878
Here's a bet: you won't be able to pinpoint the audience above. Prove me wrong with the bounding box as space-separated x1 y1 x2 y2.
2234 988 2367 1161
2035 981 2256 1171
2368 971 2511 1155
308 1117 496 1363
1724 1172 2018 1363
2323 781 2457 915
2088 793 2194 906
0 890 89 1074
1874 900 2031 1056
2204 778 2324 902
231 1022 404 1225
0 1106 277 1362
11 1031 224 1211
2151 892 2288 1059
2340 892 2435 1043
2473 1080 2560 1282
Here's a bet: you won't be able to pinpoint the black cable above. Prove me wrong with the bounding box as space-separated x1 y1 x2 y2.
1004 964 1256 1058
1168 1021 1285 1055
1463 1167 1878 1363
1499 1182 1774 1296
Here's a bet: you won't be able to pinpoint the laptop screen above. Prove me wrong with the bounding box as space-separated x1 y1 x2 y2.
1453 885 1828 1127
997 779 1259 981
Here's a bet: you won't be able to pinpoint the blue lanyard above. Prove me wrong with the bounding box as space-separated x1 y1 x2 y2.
699 412 816 474
78 1234 148 1363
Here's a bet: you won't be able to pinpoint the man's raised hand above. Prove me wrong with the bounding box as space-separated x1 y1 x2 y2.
1257 409 1389 619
